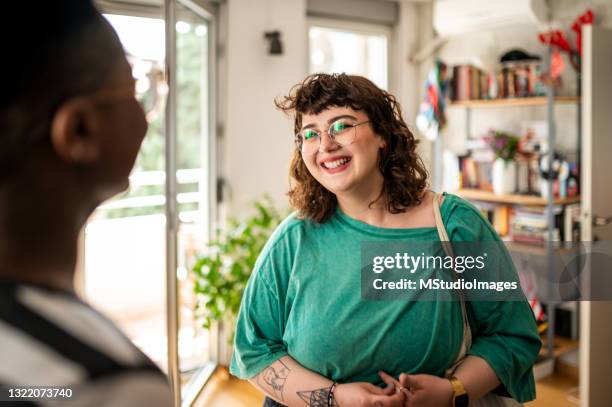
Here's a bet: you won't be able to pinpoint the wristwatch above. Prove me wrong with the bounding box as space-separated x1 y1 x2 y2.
449 376 469 407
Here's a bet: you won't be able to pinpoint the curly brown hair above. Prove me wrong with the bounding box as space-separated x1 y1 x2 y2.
276 73 428 223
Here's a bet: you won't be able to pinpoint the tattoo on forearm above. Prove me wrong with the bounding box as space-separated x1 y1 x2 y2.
256 360 291 401
296 386 339 407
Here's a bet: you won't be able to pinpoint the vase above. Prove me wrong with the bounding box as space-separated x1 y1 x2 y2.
492 158 516 195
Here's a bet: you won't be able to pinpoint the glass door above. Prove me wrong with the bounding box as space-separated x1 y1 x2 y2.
83 1 216 405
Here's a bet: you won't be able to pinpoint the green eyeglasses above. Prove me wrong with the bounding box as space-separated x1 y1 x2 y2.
295 119 370 154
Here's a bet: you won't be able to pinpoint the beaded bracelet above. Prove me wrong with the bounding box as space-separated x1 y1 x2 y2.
327 381 338 407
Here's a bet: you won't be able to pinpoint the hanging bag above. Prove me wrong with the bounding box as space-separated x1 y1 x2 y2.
432 192 523 407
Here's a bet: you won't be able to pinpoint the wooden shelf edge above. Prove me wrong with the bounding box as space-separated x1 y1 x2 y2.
453 189 581 206
448 96 580 108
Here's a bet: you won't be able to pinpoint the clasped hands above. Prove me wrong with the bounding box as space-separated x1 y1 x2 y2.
333 371 453 407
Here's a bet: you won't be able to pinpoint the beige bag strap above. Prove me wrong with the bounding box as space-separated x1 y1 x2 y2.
434 192 522 405
432 192 472 370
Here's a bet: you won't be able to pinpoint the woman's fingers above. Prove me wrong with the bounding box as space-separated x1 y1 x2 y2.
399 374 421 391
379 371 400 386
378 370 400 395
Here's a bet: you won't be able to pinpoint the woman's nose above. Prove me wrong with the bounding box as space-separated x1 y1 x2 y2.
318 131 339 152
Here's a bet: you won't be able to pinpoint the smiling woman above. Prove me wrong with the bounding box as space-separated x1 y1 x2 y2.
230 73 541 407
279 74 428 224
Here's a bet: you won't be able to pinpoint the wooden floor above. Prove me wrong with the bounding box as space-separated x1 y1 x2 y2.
194 367 264 407
526 373 579 407
196 367 578 407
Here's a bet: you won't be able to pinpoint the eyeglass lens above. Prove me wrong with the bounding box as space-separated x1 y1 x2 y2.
298 119 357 154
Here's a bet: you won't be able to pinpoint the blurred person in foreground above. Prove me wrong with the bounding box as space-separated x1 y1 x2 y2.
0 1 172 406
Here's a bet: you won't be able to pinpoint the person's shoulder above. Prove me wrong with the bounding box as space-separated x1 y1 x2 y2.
264 211 320 249
0 283 171 406
440 192 483 217
254 212 304 266
254 211 324 275
0 283 159 377
271 211 306 237
440 192 499 241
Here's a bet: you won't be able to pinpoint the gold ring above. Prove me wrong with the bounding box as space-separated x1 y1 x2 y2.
396 386 409 395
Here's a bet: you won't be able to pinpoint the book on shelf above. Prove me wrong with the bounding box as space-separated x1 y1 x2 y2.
463 196 576 244
494 205 511 236
458 154 494 191
451 65 487 101
510 206 563 244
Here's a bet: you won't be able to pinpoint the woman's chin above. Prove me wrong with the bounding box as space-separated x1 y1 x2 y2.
323 180 354 196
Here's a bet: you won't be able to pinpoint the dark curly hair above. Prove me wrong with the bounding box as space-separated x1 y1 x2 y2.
276 73 429 223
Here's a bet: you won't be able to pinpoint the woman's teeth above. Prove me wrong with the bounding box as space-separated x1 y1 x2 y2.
323 157 350 169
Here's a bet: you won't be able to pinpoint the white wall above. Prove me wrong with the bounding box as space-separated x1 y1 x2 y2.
223 0 307 215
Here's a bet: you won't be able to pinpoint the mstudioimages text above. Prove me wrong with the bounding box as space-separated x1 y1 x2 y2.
372 278 519 292
372 252 487 274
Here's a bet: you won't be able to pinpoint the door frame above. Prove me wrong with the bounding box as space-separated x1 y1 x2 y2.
165 0 218 405
580 25 612 407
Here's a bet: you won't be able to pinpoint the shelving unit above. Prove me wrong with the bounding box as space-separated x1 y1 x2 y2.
441 48 582 370
428 24 612 407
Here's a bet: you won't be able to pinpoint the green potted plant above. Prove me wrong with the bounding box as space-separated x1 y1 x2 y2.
486 130 519 195
191 197 286 346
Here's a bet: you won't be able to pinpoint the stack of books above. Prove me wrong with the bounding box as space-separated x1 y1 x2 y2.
450 65 489 101
511 206 562 244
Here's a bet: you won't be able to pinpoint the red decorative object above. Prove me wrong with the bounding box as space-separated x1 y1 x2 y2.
538 9 594 72
572 9 594 54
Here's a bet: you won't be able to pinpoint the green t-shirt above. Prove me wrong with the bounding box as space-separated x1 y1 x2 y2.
230 193 541 402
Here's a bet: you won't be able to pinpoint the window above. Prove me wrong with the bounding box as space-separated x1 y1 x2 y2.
308 19 390 89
